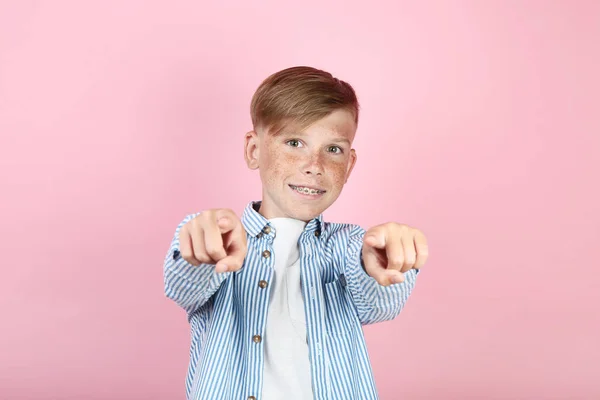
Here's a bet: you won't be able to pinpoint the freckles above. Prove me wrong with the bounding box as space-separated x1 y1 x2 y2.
267 164 282 181
265 157 287 182
329 164 349 183
279 154 301 170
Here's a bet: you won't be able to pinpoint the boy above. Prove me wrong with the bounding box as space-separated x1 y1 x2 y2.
163 66 428 400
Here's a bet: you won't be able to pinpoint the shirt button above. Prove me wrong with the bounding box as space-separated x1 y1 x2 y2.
172 249 181 260
252 335 262 343
248 397 257 400
263 226 271 234
314 230 321 237
258 280 268 289
262 250 271 258
339 274 347 287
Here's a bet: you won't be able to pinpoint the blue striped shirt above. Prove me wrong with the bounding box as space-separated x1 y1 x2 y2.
163 201 419 400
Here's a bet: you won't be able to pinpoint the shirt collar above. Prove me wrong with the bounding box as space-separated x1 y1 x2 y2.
241 201 324 239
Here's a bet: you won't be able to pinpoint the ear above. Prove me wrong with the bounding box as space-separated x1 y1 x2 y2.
345 149 357 183
244 130 260 170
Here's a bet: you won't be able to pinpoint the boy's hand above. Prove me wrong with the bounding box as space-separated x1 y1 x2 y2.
179 209 248 273
362 223 428 286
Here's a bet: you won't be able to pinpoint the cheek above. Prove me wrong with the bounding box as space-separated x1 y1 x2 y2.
327 161 350 184
262 148 295 181
330 170 346 185
266 149 299 170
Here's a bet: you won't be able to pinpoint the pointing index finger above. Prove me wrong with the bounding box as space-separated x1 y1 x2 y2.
364 227 386 249
385 234 405 272
203 213 227 261
217 218 248 272
216 209 242 233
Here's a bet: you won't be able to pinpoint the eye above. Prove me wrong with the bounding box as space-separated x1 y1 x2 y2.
286 139 302 148
327 146 343 154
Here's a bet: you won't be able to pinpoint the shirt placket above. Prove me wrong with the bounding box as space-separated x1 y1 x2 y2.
299 229 329 400
247 225 275 400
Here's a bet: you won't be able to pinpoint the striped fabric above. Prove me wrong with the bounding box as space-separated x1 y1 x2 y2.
163 201 419 400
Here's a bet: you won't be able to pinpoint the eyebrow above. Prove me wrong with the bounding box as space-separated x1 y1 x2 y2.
278 130 351 146
332 137 351 146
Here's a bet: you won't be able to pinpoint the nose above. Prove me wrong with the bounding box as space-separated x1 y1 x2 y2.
302 151 324 176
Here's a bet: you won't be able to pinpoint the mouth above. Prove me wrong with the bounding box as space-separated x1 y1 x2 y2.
289 184 326 197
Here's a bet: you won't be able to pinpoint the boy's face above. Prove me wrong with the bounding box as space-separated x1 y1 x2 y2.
245 109 358 222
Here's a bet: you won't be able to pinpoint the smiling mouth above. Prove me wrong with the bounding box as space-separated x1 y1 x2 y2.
289 185 326 196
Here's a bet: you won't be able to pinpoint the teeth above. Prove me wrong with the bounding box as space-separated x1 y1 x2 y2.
292 185 323 195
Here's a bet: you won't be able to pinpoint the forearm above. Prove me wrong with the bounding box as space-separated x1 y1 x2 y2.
343 227 419 325
163 214 230 315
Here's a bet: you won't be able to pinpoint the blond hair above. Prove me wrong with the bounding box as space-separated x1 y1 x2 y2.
250 66 359 134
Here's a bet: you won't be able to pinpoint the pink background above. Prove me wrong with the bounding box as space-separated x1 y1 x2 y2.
1 1 599 399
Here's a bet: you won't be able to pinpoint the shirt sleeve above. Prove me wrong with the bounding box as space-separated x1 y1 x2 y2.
342 225 419 326
163 213 231 316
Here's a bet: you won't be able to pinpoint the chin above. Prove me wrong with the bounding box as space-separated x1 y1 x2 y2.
288 204 328 222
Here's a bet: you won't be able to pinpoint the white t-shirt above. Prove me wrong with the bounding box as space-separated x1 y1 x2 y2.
262 217 313 400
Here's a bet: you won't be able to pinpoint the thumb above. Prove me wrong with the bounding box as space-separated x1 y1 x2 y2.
215 253 245 273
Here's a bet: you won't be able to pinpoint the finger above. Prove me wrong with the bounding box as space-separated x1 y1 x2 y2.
216 209 239 234
179 224 200 266
216 254 242 273
385 236 405 273
364 228 386 250
217 222 247 273
414 230 429 270
216 212 235 234
401 236 416 273
387 270 405 285
362 248 386 284
191 224 212 264
202 213 227 262
363 247 405 286
216 217 234 233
